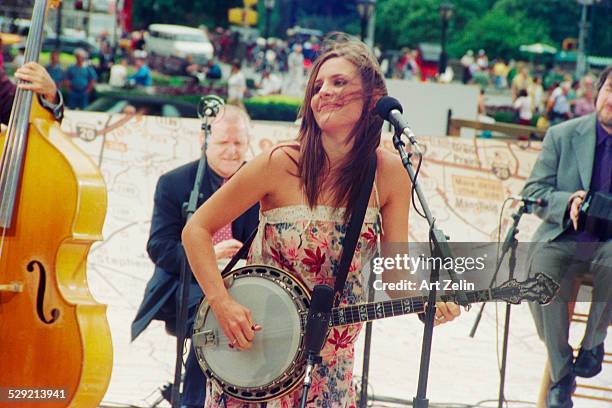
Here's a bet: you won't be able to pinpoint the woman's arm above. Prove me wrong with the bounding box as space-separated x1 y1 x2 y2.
378 149 412 297
378 149 460 325
182 149 279 349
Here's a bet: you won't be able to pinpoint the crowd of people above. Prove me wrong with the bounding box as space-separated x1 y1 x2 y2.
2 23 605 130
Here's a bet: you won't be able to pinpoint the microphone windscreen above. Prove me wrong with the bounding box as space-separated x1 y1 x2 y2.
374 96 403 120
309 285 334 313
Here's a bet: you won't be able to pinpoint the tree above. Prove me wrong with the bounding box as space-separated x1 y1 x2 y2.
448 7 551 59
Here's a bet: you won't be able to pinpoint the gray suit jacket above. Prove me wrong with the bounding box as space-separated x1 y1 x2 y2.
522 113 597 242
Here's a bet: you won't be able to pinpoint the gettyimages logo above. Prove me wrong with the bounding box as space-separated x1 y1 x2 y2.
370 247 491 293
372 254 487 275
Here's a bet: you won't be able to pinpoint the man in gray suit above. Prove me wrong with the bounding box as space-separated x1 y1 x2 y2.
522 65 611 408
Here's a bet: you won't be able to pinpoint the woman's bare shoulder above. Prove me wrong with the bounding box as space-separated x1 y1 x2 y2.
376 147 404 176
376 147 410 203
249 143 300 177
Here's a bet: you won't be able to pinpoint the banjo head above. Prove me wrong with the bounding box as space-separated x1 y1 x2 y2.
193 265 311 402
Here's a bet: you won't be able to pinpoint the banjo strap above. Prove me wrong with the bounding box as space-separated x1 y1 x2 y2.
220 226 259 278
333 154 377 307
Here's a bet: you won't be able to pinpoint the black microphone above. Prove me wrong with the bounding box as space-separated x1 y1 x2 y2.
374 96 418 145
197 95 224 118
510 195 548 207
304 285 334 356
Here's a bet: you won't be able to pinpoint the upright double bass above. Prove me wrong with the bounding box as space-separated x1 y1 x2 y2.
0 1 112 407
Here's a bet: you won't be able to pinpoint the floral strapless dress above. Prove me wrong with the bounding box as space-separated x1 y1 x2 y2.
205 205 381 408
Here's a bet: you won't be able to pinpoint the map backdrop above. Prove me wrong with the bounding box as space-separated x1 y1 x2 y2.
56 111 608 407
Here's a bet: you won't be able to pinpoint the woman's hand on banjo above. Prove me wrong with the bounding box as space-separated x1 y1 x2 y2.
433 301 461 326
210 296 262 351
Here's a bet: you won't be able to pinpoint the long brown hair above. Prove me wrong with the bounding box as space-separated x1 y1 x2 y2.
295 34 387 221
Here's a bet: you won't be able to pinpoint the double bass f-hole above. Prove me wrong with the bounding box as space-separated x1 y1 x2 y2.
27 260 60 324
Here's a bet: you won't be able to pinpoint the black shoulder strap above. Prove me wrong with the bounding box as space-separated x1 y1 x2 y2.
220 226 258 278
333 154 377 307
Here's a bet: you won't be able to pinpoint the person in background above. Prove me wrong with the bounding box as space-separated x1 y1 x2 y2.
64 48 97 110
109 58 129 88
226 60 246 109
12 47 25 68
511 66 532 102
96 41 114 83
476 49 488 71
529 76 545 114
132 106 259 408
46 50 63 86
286 43 305 96
514 89 533 125
460 49 474 84
514 89 533 140
574 87 596 117
255 70 282 96
574 75 596 117
128 50 152 87
204 58 222 80
492 59 508 89
547 81 572 125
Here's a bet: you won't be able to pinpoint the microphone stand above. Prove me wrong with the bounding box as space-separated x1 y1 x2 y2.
170 115 213 408
391 132 469 408
468 202 528 408
299 353 323 408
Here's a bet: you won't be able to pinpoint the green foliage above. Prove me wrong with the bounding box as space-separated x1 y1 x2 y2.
244 95 302 122
374 0 611 60
448 7 551 59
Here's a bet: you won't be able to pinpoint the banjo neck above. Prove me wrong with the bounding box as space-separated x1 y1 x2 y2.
302 272 558 328
323 289 490 327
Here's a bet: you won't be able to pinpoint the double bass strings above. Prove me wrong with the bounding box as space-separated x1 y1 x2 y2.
0 0 48 256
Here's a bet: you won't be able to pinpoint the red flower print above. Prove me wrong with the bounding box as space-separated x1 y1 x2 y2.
313 273 334 286
302 247 326 274
270 246 296 273
308 228 330 250
361 227 377 249
327 327 354 351
309 373 325 396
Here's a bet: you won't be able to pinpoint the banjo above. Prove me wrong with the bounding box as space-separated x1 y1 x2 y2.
192 265 558 403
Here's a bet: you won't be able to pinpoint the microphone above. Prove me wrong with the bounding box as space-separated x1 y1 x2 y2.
510 195 548 207
304 285 334 357
374 96 418 145
197 95 224 118
299 285 334 408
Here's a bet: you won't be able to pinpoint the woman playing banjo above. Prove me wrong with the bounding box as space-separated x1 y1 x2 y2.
183 35 460 407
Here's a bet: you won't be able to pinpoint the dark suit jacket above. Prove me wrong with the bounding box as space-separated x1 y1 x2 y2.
0 68 17 125
131 160 259 341
1 68 64 125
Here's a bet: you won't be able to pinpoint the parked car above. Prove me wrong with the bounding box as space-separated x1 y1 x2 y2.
146 24 214 74
85 94 197 118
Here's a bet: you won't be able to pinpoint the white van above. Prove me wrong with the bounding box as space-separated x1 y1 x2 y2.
146 24 214 66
